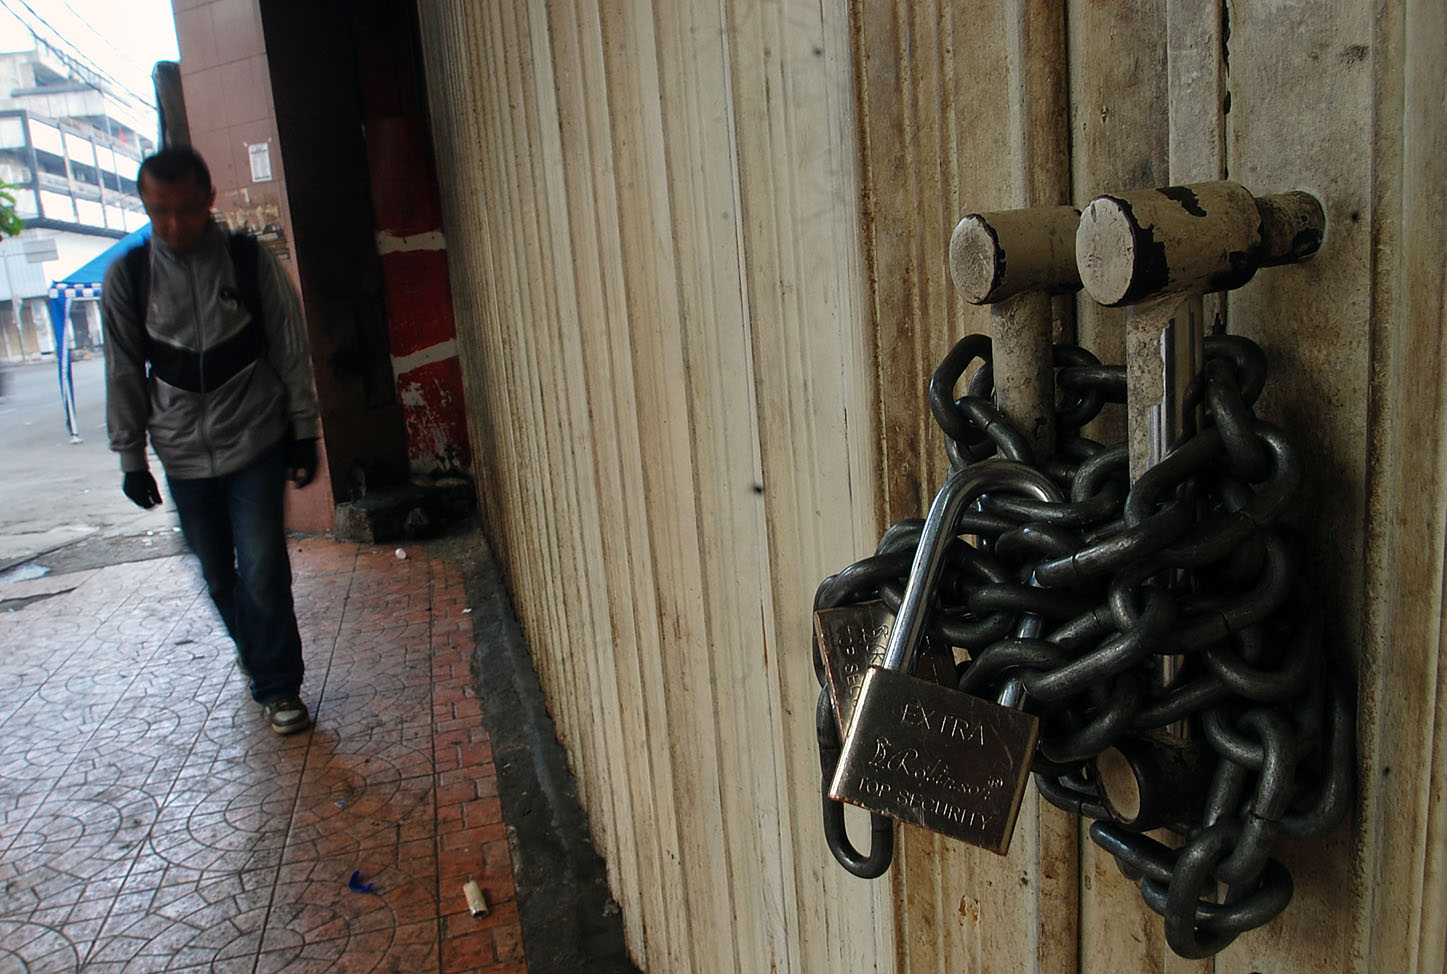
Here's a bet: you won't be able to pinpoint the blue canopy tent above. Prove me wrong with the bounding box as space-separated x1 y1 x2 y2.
46 224 150 440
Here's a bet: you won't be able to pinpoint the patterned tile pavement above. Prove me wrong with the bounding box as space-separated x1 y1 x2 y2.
0 537 526 973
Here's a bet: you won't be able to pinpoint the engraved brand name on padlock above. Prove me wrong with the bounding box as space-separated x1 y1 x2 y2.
831 666 1039 853
815 601 955 737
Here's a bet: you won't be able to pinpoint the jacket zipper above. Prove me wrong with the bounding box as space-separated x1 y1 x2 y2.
186 256 217 476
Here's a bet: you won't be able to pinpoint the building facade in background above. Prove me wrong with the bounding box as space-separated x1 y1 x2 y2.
0 38 154 362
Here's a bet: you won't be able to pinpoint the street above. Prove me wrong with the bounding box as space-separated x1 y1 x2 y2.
0 354 177 572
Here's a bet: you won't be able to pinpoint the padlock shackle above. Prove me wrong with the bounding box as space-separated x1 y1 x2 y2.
882 461 1063 674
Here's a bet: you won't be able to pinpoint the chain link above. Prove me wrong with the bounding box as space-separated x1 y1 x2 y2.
812 332 1354 957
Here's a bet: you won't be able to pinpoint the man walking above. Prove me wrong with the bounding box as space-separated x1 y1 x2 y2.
102 146 320 735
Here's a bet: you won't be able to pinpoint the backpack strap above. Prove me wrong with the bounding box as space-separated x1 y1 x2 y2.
123 240 150 323
127 232 270 393
226 232 264 329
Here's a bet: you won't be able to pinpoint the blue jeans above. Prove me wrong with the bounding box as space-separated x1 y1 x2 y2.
167 442 304 704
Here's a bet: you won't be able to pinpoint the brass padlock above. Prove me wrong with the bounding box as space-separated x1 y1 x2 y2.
829 460 1062 854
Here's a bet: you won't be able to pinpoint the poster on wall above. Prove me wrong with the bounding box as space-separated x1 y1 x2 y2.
248 141 273 183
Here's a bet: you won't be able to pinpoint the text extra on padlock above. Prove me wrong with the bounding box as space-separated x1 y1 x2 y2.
828 461 1061 855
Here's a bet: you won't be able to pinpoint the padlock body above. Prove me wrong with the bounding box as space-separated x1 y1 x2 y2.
829 666 1039 855
816 602 956 737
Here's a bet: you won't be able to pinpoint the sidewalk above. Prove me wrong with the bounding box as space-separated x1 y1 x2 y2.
0 535 524 972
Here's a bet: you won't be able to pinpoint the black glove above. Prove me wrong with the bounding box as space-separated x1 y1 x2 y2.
287 437 319 489
122 471 162 509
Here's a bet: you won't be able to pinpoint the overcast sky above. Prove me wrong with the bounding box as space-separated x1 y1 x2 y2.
0 0 179 107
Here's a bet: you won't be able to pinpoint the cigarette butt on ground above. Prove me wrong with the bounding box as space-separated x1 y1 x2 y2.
463 879 489 917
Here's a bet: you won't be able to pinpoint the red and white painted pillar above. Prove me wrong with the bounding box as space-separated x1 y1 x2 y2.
366 115 471 476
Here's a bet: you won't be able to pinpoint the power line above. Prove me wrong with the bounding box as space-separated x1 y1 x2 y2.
55 0 169 91
12 0 150 102
0 0 156 109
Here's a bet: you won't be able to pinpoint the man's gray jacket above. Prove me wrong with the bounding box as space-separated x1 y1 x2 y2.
101 220 320 480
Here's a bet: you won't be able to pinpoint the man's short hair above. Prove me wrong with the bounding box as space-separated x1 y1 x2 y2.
137 147 213 193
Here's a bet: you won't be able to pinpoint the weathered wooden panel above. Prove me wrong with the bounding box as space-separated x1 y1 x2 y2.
1360 3 1447 972
538 1 661 957
854 0 963 526
417 0 883 970
851 2 1081 971
1070 4 1212 972
1216 3 1377 971
513 0 642 940
722 2 899 970
419 0 673 964
414 0 1447 969
1067 0 1168 375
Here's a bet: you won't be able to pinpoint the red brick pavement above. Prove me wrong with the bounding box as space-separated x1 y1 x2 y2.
0 536 526 973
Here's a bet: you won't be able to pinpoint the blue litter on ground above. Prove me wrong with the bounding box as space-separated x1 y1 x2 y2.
0 563 51 584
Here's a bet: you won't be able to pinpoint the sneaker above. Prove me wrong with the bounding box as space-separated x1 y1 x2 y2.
264 695 311 735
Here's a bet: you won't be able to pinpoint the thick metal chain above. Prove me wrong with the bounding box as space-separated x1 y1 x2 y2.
813 332 1353 958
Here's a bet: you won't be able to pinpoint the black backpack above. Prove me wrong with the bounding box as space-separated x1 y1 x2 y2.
122 233 267 392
